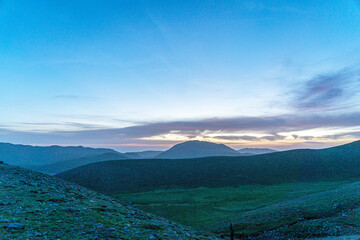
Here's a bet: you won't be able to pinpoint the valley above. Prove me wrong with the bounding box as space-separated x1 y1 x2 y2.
113 181 354 229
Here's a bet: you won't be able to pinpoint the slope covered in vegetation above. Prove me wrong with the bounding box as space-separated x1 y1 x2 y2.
0 163 217 239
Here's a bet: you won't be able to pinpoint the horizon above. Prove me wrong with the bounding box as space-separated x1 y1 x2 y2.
1 139 358 153
1 1 360 152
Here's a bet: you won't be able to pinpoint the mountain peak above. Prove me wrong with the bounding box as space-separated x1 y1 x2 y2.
156 140 240 159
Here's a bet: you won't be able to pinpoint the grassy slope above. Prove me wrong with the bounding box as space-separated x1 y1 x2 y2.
113 182 353 228
0 164 217 240
212 181 360 239
57 141 360 194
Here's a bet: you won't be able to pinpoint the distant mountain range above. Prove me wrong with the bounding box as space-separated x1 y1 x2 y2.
33 152 128 175
238 148 277 155
0 141 279 175
56 140 360 194
0 142 117 167
157 140 240 159
123 150 163 159
0 143 165 174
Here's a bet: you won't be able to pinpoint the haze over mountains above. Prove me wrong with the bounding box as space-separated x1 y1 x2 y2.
237 148 277 155
123 150 163 159
0 141 279 175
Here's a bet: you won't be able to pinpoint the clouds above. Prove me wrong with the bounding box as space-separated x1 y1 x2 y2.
2 65 360 151
293 68 359 110
1 112 360 149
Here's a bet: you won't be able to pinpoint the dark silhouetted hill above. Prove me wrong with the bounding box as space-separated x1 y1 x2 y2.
56 141 360 194
156 141 240 159
0 142 118 167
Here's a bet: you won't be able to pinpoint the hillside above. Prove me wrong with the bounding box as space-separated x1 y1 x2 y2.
0 163 217 239
0 142 118 167
33 152 128 175
57 141 360 194
157 141 240 159
238 148 277 155
213 181 360 239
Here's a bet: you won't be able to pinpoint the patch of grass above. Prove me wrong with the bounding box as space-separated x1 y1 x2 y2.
113 181 353 228
141 223 165 230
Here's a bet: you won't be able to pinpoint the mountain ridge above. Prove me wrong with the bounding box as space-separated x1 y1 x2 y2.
33 152 129 175
0 142 118 167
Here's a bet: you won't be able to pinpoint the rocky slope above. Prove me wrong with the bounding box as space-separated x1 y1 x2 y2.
0 163 218 239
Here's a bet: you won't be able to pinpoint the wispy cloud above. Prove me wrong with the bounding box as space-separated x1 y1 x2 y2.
1 113 360 148
293 68 359 110
15 121 106 129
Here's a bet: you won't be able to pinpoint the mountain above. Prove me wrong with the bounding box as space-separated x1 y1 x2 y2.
0 163 217 239
124 151 164 159
0 142 118 167
57 140 360 194
33 152 128 175
156 140 240 159
238 148 278 155
122 152 142 159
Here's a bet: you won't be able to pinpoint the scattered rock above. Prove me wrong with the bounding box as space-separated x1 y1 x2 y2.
4 223 24 229
149 233 160 240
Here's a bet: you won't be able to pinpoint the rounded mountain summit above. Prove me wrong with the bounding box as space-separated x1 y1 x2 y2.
156 140 241 159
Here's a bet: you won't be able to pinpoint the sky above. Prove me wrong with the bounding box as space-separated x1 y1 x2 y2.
1 0 360 152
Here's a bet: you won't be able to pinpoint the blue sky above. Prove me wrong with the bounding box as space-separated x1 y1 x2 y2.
1 0 360 151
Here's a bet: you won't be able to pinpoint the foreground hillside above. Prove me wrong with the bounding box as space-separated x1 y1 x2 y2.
213 181 360 239
0 163 217 239
57 141 360 194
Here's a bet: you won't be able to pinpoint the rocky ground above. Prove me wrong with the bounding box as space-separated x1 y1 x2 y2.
0 163 218 240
